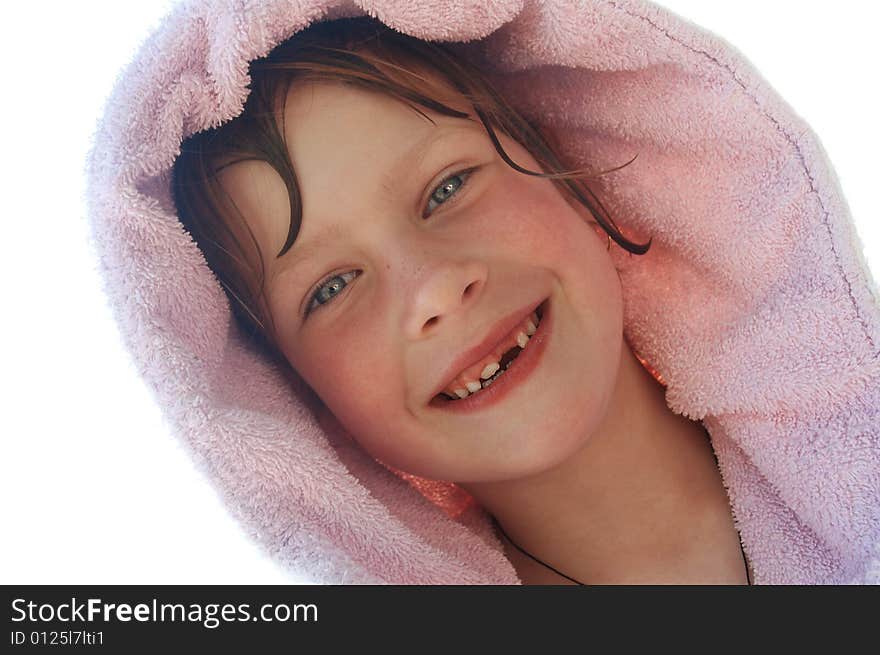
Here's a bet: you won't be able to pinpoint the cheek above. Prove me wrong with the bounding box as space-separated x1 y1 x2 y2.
507 178 625 419
479 171 604 265
475 180 552 247
294 328 405 448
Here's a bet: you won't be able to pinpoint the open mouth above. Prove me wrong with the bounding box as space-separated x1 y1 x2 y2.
429 296 550 408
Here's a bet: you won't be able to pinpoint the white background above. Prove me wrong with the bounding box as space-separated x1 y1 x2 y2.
1 1 877 584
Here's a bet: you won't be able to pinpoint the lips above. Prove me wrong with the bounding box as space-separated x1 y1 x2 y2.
429 298 546 403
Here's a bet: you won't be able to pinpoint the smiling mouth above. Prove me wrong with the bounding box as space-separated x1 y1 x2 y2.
431 298 548 405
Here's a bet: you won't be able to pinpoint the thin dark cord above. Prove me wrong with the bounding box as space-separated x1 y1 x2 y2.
492 516 586 585
493 515 752 586
741 539 752 585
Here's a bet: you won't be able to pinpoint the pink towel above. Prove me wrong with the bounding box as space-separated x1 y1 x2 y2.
85 0 880 584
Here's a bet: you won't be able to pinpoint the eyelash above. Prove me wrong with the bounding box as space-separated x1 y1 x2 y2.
303 167 477 318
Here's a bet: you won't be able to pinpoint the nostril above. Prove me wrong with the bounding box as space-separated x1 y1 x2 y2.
463 280 479 299
424 316 439 329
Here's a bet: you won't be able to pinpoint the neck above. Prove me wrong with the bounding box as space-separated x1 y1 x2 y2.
459 341 748 584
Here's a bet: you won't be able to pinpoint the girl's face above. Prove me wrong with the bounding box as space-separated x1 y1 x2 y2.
220 78 625 483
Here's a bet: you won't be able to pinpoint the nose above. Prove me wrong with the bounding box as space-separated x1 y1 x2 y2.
404 259 488 339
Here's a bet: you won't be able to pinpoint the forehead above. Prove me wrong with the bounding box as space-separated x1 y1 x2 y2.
280 79 473 196
217 78 480 266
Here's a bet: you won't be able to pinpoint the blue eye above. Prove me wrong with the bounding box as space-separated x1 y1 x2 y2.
304 269 359 317
423 168 475 218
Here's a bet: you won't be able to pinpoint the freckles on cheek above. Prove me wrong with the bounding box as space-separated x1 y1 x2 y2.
493 179 563 236
508 210 564 261
526 190 596 259
477 187 533 243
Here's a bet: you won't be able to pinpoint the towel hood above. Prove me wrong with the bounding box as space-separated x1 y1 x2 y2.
85 0 880 584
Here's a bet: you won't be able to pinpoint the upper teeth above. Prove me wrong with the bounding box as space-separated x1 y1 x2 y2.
444 311 540 399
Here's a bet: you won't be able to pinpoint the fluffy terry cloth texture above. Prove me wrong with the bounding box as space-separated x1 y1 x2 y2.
85 0 880 584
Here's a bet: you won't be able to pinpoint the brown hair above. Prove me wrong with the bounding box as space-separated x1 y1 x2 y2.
171 16 651 367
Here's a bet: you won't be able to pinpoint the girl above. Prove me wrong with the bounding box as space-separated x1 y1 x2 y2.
87 0 880 584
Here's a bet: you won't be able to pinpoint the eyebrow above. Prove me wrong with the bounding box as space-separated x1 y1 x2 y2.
272 125 473 282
